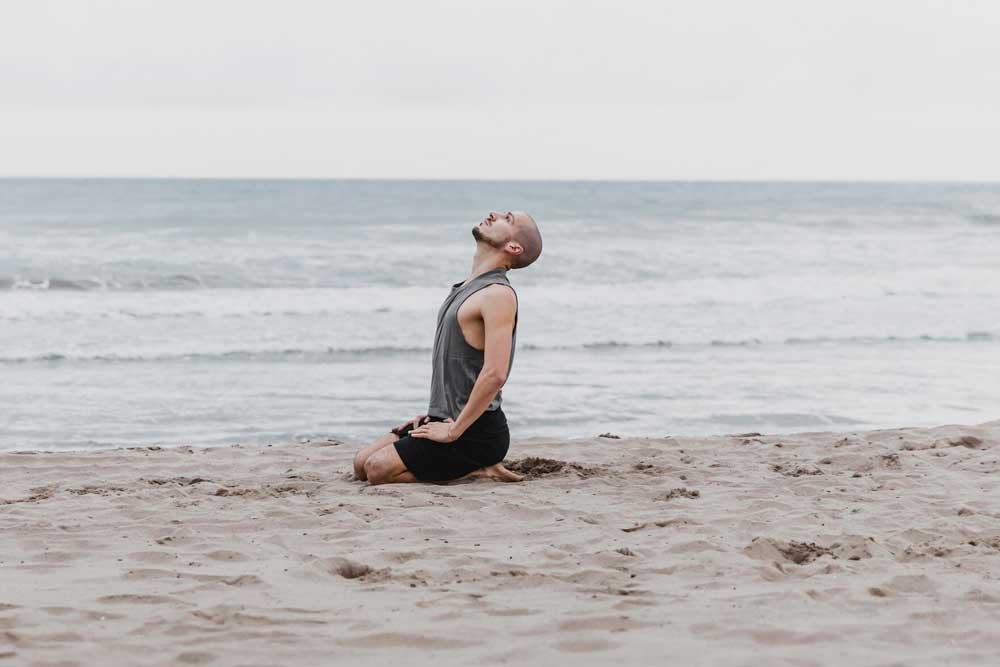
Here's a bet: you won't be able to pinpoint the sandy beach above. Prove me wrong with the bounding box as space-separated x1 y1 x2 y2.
2 420 999 666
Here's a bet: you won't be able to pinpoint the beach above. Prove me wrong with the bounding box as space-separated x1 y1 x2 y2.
6 1 1000 664
3 419 999 666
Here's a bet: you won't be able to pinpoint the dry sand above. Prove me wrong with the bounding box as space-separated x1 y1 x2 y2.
2 420 1000 666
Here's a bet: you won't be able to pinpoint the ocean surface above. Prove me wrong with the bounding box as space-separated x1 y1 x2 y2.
1 179 998 451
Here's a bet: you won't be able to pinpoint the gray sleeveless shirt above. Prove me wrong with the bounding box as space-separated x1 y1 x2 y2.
427 268 518 419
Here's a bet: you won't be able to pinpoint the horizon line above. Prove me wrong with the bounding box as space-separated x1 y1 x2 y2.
1 175 999 185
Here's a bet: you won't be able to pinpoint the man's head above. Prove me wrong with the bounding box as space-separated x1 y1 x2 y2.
472 211 542 270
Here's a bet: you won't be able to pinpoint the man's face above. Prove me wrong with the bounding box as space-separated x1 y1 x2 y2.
472 210 518 249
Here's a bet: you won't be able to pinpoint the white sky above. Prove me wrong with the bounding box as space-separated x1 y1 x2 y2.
2 0 999 180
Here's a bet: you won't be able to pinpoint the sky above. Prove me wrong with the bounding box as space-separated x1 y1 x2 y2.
2 0 999 180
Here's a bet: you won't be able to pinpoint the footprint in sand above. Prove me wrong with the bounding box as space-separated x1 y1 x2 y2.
482 607 539 617
654 487 700 501
744 536 876 564
300 556 382 580
338 632 481 650
204 550 249 562
176 651 216 664
557 615 648 633
97 593 178 605
556 638 619 652
127 551 177 564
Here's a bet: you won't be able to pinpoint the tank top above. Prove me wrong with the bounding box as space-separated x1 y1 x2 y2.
427 268 518 419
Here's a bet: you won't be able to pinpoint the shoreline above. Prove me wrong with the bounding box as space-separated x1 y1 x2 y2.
2 419 999 665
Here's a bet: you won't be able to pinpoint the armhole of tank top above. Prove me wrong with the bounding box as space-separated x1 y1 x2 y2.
494 282 518 336
507 285 519 334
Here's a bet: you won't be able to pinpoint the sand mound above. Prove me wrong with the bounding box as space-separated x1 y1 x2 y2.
502 456 601 478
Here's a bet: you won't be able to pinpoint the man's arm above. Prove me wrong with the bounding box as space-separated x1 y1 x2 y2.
448 285 516 439
411 284 516 443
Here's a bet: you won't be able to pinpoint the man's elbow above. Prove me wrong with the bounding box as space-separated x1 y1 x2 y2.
482 367 508 387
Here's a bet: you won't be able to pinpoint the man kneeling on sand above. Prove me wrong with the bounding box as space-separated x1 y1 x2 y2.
354 211 542 485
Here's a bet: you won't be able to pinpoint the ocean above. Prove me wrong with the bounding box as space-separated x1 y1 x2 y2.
1 179 997 451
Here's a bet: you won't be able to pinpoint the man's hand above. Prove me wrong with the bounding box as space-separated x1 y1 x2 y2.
393 415 428 434
410 418 457 443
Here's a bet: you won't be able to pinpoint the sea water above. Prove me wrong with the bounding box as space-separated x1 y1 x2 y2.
1 179 998 450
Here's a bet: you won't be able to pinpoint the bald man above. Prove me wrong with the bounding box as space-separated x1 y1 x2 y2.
353 211 543 485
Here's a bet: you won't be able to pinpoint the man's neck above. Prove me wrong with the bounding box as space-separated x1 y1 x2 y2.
467 246 508 282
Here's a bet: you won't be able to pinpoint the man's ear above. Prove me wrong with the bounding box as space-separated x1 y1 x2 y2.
506 241 524 257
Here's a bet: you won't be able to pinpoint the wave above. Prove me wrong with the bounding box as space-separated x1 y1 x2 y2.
2 332 995 364
685 412 865 427
967 213 1000 226
0 346 430 364
2 274 207 291
555 332 995 350
3 276 98 291
710 338 763 347
783 332 996 345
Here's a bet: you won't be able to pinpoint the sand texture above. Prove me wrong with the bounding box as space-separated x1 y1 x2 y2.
2 420 1000 666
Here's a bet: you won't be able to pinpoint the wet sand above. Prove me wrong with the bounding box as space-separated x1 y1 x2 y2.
2 420 999 666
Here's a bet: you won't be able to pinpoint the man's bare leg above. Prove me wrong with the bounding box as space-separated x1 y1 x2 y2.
353 432 399 481
364 446 521 486
357 430 523 485
363 445 418 485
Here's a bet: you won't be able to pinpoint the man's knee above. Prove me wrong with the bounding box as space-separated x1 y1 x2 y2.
353 433 398 481
353 451 368 481
364 455 391 485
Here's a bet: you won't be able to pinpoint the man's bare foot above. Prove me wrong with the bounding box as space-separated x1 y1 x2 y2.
455 463 525 483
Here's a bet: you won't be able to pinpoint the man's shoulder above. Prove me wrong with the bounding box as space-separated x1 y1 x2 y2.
477 282 517 306
479 281 516 296
460 282 516 317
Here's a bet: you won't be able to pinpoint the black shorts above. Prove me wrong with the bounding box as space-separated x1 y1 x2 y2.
392 409 510 482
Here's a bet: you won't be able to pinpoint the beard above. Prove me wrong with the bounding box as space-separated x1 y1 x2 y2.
472 225 507 249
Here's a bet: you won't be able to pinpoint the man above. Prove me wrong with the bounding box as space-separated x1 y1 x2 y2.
353 210 542 485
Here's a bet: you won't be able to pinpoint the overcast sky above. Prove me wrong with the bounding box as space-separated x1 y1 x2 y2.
2 0 999 180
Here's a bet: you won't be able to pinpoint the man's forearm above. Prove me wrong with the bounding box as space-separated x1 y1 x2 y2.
448 370 506 440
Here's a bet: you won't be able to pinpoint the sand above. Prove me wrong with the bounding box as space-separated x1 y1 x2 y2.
2 420 1000 666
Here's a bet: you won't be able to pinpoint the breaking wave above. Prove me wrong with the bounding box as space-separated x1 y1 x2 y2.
2 332 994 364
